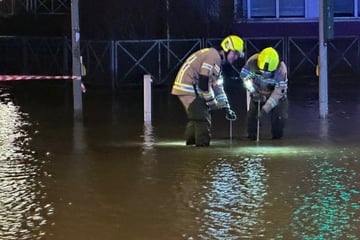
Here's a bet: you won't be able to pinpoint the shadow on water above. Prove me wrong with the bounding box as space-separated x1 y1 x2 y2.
1 79 360 239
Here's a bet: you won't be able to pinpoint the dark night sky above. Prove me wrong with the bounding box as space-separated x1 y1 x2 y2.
0 0 234 40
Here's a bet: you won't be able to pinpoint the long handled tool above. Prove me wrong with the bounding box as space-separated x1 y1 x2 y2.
256 100 260 142
229 119 233 144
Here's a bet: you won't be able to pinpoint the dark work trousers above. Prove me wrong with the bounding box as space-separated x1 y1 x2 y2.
247 97 288 139
185 97 211 146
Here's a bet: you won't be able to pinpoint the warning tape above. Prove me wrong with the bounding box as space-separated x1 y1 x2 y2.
0 75 86 93
0 75 81 81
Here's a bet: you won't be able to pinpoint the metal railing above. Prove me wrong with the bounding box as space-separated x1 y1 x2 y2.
0 36 359 89
0 0 69 16
0 36 69 75
114 39 203 87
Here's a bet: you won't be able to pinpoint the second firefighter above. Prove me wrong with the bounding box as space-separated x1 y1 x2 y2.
240 47 288 140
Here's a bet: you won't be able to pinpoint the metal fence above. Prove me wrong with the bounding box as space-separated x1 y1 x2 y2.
0 0 70 16
0 36 359 89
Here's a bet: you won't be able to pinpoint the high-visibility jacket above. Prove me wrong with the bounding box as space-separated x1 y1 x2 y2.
240 53 288 112
171 48 230 110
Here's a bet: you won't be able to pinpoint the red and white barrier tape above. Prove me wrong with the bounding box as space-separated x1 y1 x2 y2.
0 75 86 93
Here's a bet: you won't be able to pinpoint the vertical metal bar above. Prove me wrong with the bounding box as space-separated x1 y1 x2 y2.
71 0 83 118
319 0 328 119
144 75 152 122
158 41 161 85
22 38 28 73
166 0 170 70
110 40 115 89
114 41 119 88
233 0 237 19
229 120 233 144
256 100 260 142
247 0 251 18
355 0 358 17
246 90 250 111
63 38 69 76
283 36 288 66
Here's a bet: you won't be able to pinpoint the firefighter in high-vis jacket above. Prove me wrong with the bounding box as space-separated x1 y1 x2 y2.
240 47 288 140
171 35 245 147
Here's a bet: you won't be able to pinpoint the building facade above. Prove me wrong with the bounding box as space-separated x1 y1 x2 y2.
233 0 360 37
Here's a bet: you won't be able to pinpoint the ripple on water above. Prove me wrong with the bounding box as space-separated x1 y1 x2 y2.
0 94 53 240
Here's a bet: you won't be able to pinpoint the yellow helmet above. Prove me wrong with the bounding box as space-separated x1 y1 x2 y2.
257 47 279 72
221 35 244 55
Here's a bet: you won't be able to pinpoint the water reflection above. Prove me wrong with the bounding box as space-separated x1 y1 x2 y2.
319 118 329 140
193 155 268 239
140 122 157 181
290 151 360 239
73 119 86 153
3 84 360 239
142 122 155 152
0 91 52 240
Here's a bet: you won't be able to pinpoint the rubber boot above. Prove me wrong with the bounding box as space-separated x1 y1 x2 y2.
194 120 210 147
185 121 195 145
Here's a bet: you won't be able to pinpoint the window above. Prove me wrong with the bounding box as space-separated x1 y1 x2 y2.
249 0 304 18
279 0 305 17
240 0 360 20
250 0 276 18
334 0 354 17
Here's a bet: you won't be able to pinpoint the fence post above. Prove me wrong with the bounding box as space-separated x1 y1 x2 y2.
71 0 83 118
111 40 116 89
144 74 152 122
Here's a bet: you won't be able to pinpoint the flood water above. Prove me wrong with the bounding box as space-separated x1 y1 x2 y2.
1 79 360 240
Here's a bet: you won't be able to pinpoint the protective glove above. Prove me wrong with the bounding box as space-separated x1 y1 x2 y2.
225 108 237 121
205 98 218 111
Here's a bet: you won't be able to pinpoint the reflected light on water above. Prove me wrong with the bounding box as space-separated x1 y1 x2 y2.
140 123 158 176
319 118 329 139
151 140 186 147
193 156 268 239
145 141 331 155
142 122 155 151
290 155 360 239
0 93 52 240
233 145 323 156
